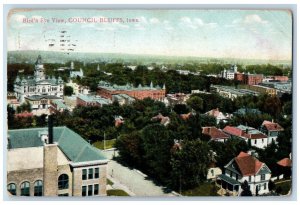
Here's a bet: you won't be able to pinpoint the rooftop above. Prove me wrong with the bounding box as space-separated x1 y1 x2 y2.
262 120 284 131
8 126 107 163
98 80 165 91
234 152 265 176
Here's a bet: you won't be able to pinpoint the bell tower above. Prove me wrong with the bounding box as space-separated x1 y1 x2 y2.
34 55 45 81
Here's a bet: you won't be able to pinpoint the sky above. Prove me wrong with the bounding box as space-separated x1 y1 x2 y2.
7 9 292 61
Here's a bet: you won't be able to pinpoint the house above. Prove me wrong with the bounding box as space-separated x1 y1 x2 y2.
49 99 69 114
260 120 284 144
234 107 262 115
7 117 108 197
202 127 229 142
205 108 231 124
223 125 268 149
217 152 271 196
76 94 112 107
24 95 61 116
151 113 170 126
112 94 135 105
114 116 124 127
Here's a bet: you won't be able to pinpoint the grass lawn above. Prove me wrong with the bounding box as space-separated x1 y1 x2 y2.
107 189 130 196
107 178 113 186
275 180 291 195
93 139 116 150
181 182 218 196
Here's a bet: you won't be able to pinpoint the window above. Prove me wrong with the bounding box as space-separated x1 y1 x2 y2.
58 174 69 190
95 168 99 178
235 174 238 181
94 184 99 195
82 169 87 180
230 172 232 178
264 183 267 190
262 139 264 143
7 183 16 195
249 176 251 182
261 174 265 181
88 185 93 196
211 169 214 176
82 186 87 196
88 168 93 179
58 193 69 196
34 180 43 196
255 139 257 144
21 181 30 196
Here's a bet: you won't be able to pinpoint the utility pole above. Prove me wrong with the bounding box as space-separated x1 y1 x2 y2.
103 132 106 150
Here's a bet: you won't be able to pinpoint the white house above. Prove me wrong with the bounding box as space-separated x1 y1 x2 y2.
205 108 231 124
223 125 268 149
260 120 284 144
218 152 271 196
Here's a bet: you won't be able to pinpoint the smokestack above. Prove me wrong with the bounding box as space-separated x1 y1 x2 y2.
48 115 53 144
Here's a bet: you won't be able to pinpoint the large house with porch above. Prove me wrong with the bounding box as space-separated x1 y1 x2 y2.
217 152 271 196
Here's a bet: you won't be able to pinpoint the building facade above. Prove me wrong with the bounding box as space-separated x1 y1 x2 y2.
14 55 64 104
97 81 166 101
234 73 263 85
218 152 271 196
7 124 108 197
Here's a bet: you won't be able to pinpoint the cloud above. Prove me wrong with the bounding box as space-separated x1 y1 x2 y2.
244 14 268 24
9 14 34 29
149 18 160 24
180 17 218 29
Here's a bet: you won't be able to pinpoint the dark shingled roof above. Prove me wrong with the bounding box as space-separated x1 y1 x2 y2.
8 126 107 163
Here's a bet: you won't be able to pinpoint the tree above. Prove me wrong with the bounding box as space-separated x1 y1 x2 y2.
240 180 253 196
63 86 74 96
186 96 203 112
268 180 276 192
170 139 211 190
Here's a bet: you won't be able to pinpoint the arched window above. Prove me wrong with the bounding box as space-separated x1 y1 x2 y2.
34 180 43 196
7 183 16 195
58 174 69 190
20 181 30 196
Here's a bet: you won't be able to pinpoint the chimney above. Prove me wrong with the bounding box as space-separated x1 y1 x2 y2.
48 115 53 144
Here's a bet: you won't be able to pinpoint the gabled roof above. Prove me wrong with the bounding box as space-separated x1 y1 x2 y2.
233 152 269 176
277 158 292 167
223 125 267 139
202 127 229 140
223 126 243 136
262 120 284 131
8 126 107 163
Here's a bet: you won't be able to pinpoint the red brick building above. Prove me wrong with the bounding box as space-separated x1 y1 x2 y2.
234 73 263 85
97 81 166 101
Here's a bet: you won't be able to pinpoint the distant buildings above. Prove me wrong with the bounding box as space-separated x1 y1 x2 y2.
49 99 69 114
66 80 90 95
76 94 112 107
7 122 108 196
234 107 262 115
211 85 259 100
234 72 264 85
165 93 190 106
151 113 170 126
112 94 135 105
205 108 231 124
217 152 271 196
14 55 64 104
25 95 61 116
70 69 84 78
97 81 165 101
221 65 238 80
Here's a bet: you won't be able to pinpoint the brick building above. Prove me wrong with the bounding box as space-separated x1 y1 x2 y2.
97 81 166 101
7 117 108 197
234 73 263 85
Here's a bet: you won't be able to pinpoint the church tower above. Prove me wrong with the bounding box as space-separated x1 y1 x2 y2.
34 55 45 81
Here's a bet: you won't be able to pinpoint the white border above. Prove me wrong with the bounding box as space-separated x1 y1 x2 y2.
1 0 299 205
